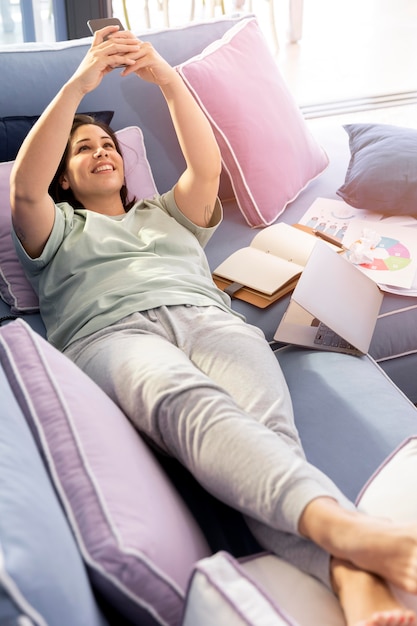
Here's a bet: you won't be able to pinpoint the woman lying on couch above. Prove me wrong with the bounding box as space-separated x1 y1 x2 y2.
10 24 417 626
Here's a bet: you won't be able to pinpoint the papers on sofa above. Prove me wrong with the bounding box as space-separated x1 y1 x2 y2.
299 197 417 244
342 220 417 291
212 223 339 308
298 197 384 242
299 197 417 296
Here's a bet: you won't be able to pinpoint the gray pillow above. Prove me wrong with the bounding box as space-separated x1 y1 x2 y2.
337 123 417 216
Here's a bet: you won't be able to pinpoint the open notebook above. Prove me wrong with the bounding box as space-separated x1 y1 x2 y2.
274 241 384 355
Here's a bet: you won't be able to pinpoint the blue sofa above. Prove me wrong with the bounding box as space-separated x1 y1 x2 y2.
1 14 417 626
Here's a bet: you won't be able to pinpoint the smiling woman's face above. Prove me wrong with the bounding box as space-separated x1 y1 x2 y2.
59 124 125 211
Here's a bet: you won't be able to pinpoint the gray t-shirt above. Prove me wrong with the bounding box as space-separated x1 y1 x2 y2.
13 189 236 351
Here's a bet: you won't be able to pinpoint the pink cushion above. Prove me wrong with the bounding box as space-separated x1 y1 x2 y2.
0 126 157 313
177 18 328 228
0 319 210 625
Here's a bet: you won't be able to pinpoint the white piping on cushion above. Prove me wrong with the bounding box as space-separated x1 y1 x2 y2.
0 319 182 626
0 543 45 626
377 304 417 318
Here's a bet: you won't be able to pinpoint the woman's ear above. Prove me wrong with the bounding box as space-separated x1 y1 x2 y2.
59 173 70 190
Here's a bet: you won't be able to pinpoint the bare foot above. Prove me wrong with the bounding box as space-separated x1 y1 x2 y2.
331 558 417 626
357 610 417 625
334 516 417 594
299 498 417 593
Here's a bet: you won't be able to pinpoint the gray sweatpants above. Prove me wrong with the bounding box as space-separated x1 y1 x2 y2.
64 305 355 589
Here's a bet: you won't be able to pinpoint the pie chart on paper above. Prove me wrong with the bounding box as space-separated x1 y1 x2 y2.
359 236 412 272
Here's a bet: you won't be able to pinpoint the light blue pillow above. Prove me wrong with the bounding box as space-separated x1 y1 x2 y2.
0 360 106 626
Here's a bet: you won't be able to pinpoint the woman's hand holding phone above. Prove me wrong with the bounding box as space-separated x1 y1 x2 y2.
85 17 176 85
87 18 141 71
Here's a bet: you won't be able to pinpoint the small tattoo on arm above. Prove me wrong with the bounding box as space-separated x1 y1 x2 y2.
15 226 27 243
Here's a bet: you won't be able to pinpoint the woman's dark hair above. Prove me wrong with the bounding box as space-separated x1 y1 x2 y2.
49 114 136 212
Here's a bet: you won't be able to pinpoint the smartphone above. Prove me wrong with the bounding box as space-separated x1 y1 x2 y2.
87 18 126 67
87 17 125 37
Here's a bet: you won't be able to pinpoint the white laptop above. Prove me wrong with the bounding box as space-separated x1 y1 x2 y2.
273 240 384 355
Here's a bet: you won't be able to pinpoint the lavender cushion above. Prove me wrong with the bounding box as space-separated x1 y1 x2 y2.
116 125 158 204
0 126 157 314
177 17 328 228
182 551 298 625
0 319 210 625
0 160 39 313
240 553 345 626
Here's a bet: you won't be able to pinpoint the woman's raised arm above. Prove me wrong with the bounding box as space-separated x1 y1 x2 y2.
10 26 141 258
125 43 222 227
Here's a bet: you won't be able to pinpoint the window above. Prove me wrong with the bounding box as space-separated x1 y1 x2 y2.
0 0 66 44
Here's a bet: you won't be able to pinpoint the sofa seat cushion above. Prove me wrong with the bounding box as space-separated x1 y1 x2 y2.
0 361 106 626
274 346 417 502
0 319 211 626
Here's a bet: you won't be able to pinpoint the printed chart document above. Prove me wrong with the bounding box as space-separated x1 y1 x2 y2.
212 223 337 307
299 197 417 296
299 197 417 240
342 220 417 293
